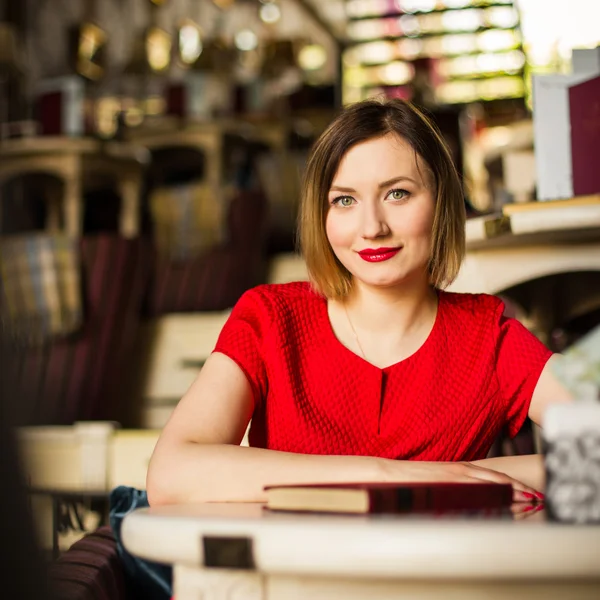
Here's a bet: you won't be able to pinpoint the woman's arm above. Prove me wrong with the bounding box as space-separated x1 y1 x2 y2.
146 353 383 505
528 354 573 426
147 354 541 505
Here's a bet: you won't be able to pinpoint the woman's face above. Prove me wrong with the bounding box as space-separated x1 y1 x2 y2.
325 133 436 291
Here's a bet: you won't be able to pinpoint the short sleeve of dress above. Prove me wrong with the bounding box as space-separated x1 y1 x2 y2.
213 288 269 407
494 302 553 438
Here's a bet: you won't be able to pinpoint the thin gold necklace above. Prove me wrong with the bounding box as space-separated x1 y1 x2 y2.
343 302 367 360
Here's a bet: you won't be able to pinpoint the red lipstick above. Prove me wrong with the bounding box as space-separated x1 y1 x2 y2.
357 247 401 262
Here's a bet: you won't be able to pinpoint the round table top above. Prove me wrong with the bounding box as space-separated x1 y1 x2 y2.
122 502 600 581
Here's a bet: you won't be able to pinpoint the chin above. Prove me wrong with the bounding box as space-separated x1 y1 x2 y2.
352 269 412 289
361 277 410 289
349 263 428 289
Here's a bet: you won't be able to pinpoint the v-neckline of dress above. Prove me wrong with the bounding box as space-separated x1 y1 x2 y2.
320 290 444 372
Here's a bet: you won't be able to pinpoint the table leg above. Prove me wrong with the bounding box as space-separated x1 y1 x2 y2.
51 497 61 560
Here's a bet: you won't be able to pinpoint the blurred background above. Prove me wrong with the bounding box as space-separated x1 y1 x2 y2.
0 0 599 584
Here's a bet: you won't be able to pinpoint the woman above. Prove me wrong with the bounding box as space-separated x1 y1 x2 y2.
147 99 571 506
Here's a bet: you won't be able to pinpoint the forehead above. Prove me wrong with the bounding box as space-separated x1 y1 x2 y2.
331 134 427 186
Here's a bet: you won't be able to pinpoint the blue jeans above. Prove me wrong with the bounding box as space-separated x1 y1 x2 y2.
109 486 172 600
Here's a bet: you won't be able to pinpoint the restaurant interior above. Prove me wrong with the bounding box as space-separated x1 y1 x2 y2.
0 1 599 599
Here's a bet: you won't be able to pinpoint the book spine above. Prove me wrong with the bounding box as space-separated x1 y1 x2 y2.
369 486 512 513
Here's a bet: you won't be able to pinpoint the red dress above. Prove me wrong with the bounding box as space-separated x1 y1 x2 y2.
213 282 552 461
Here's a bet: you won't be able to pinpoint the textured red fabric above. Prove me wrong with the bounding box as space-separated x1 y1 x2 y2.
214 282 552 461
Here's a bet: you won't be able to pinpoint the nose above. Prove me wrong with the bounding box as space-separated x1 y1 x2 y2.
360 200 390 240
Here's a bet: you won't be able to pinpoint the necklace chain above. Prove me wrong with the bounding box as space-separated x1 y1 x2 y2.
343 302 367 360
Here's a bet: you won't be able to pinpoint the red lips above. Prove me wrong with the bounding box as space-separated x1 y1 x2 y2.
357 247 401 262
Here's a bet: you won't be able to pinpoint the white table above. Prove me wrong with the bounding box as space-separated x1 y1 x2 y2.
122 503 600 600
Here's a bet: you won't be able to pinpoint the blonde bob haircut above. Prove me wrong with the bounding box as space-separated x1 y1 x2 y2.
299 98 466 299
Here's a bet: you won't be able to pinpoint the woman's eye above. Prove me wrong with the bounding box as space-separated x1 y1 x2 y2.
388 189 408 201
333 196 355 207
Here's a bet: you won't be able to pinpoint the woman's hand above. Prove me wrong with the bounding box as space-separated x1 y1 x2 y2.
455 461 543 502
382 460 543 503
511 502 545 520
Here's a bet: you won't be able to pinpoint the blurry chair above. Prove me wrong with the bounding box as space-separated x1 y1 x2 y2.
0 139 151 426
128 310 230 428
48 525 127 600
145 184 268 315
9 235 152 426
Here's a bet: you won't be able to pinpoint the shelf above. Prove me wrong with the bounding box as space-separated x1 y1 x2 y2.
466 197 600 250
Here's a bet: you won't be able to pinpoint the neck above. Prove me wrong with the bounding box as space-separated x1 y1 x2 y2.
344 276 438 337
327 274 440 368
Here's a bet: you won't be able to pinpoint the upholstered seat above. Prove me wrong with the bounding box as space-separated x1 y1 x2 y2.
48 525 127 600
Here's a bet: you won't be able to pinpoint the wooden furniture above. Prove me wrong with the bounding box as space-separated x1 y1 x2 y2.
18 424 161 493
122 502 600 600
28 487 110 559
18 424 160 553
127 117 303 242
126 117 287 191
0 136 149 237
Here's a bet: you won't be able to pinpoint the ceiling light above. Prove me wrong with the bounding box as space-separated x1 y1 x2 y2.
298 44 327 71
260 3 281 24
235 29 258 52
179 23 203 65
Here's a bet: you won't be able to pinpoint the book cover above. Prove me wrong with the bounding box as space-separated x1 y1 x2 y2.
264 482 513 515
532 73 592 201
569 75 600 197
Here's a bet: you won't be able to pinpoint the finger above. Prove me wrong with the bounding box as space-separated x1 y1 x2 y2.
511 503 537 520
464 464 543 502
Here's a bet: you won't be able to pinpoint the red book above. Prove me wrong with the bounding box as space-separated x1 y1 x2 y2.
569 75 600 197
264 482 513 515
36 77 85 136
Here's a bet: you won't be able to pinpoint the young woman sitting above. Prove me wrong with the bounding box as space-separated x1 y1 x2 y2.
147 98 572 506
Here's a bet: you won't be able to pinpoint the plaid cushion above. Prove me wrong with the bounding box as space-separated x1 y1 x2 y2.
0 234 82 344
149 182 226 261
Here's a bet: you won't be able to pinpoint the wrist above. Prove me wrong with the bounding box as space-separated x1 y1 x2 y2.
370 456 396 482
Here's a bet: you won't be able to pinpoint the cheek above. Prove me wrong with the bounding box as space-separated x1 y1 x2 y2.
397 199 435 238
325 211 352 248
415 210 435 238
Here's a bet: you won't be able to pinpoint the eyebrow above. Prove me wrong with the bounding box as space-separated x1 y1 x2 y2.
329 176 418 193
